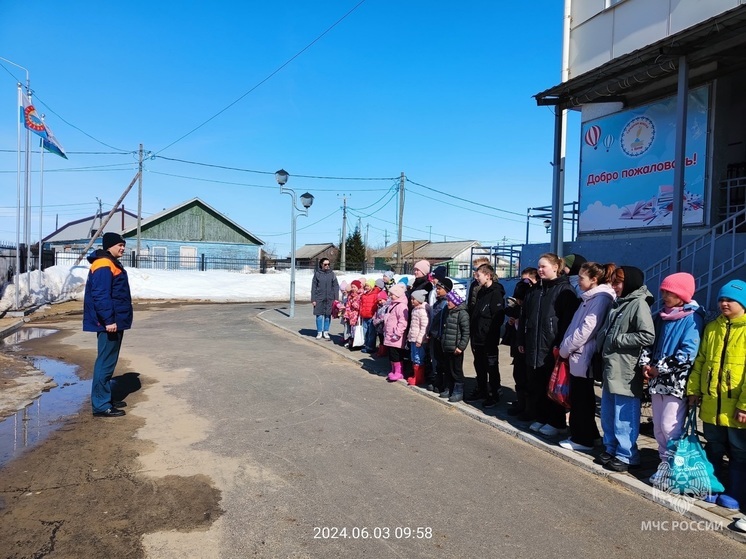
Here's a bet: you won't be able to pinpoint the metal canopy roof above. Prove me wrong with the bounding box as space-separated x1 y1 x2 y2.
535 5 746 110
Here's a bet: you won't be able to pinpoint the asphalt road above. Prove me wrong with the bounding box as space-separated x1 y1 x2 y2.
121 303 741 558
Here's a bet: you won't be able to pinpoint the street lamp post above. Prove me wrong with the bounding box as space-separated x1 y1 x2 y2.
276 169 314 318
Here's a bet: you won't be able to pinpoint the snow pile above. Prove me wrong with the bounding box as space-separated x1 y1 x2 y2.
0 264 417 310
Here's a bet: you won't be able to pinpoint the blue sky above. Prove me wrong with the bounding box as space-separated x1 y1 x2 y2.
0 1 580 257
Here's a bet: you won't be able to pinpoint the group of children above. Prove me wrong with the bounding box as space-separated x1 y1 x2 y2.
332 261 473 402
510 252 746 528
320 254 746 528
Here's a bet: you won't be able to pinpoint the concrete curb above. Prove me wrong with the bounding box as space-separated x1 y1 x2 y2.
258 307 746 544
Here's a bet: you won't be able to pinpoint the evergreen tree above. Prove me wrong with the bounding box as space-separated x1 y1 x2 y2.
345 226 366 271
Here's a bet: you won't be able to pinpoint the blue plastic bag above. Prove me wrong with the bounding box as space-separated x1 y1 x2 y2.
654 406 724 497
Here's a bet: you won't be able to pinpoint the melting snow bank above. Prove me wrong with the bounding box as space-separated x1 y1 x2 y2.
0 264 413 310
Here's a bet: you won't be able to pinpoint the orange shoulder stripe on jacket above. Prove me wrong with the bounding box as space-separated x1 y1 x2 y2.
90 259 122 276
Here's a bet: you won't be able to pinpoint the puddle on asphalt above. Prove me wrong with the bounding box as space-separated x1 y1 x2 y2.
0 328 90 468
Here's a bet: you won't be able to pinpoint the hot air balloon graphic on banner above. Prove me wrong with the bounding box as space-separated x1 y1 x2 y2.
603 134 615 152
584 125 601 150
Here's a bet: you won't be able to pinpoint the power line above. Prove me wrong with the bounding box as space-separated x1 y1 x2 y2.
407 189 533 227
153 155 395 182
259 207 341 236
406 178 526 218
153 0 370 155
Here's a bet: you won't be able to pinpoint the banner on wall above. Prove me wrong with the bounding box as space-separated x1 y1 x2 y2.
578 86 709 233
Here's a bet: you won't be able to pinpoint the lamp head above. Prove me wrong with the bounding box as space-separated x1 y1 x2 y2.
275 169 289 186
543 219 552 233
300 192 314 209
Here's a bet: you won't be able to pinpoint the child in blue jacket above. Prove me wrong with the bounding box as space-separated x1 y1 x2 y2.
640 273 704 481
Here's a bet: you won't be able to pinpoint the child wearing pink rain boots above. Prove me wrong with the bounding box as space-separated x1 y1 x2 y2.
384 283 409 382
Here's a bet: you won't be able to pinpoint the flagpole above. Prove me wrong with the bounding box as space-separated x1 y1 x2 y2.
15 83 22 311
24 90 33 298
39 115 45 291
2 57 31 312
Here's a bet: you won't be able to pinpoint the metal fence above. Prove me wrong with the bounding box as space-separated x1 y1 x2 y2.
50 253 330 273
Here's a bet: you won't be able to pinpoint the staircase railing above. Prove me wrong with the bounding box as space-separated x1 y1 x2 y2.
644 207 746 312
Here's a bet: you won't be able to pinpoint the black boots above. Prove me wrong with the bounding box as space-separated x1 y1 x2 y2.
507 391 527 417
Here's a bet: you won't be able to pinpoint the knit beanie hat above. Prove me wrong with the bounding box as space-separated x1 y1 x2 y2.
339 280 349 291
660 272 696 303
432 266 447 281
411 289 427 304
718 279 746 310
620 266 645 297
366 277 376 287
414 259 431 275
446 290 464 306
513 279 531 301
374 278 385 290
102 232 126 251
438 277 453 292
383 271 395 281
565 254 587 276
398 276 409 286
389 283 406 299
377 290 389 301
350 280 362 290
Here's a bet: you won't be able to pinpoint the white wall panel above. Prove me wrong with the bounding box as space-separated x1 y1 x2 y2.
569 10 613 77
670 0 741 34
570 0 606 26
567 0 742 77
612 0 670 59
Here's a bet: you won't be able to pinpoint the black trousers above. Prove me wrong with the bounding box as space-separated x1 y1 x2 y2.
445 351 465 389
472 345 501 396
388 346 403 363
528 363 567 429
512 349 528 395
568 375 600 446
431 339 446 389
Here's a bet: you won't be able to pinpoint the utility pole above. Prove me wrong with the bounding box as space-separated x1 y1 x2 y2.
427 225 432 242
363 222 369 274
384 229 389 245
137 144 143 262
96 197 103 232
339 194 348 272
397 172 405 273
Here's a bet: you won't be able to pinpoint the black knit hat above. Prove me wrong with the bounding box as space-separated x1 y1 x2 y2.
620 266 644 297
102 232 126 251
437 277 453 292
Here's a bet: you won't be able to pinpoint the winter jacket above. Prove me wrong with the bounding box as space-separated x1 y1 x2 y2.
311 268 339 316
83 250 133 332
686 313 746 428
373 302 388 333
517 275 579 370
639 303 705 399
359 287 380 319
559 283 616 378
344 292 362 325
467 278 481 316
596 285 655 398
441 302 470 353
407 304 431 345
428 297 448 340
469 281 505 349
383 298 409 348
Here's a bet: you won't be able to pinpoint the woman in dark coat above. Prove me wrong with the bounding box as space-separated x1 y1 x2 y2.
311 258 339 339
516 253 580 435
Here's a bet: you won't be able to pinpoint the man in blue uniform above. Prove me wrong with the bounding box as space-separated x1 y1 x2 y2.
83 232 133 417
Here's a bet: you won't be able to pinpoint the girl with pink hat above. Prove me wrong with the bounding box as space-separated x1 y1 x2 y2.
640 272 705 483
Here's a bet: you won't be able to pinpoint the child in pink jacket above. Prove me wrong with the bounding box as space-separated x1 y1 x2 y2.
407 289 431 386
384 283 410 382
